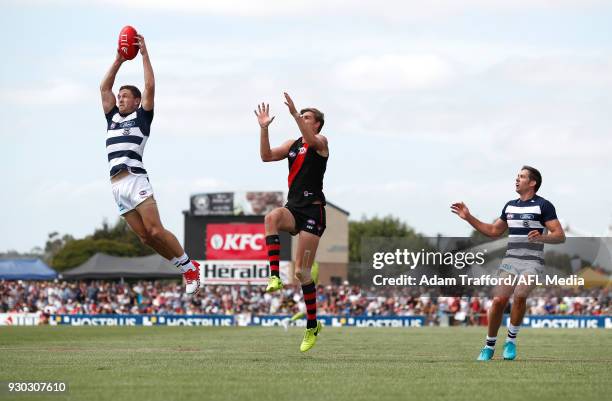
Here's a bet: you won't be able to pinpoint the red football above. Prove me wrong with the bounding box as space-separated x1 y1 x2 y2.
117 25 139 60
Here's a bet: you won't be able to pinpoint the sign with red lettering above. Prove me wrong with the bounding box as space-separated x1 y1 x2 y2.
206 224 267 260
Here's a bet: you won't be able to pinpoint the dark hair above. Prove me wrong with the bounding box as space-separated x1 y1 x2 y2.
522 165 542 192
119 85 142 99
300 108 324 133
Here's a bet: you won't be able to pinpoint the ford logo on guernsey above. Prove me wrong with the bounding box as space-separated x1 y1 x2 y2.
520 214 534 219
119 120 136 128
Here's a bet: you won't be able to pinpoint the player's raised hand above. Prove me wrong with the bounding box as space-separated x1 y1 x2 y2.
283 92 298 116
254 103 275 128
135 34 148 57
115 50 126 63
451 202 471 220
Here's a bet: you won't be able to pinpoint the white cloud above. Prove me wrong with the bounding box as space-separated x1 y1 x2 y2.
32 0 609 19
490 56 612 86
153 177 231 194
334 54 455 91
0 79 91 106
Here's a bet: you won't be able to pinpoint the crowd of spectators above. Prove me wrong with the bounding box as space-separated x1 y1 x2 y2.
1 280 610 324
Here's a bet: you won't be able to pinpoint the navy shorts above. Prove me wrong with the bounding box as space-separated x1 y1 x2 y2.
286 204 326 237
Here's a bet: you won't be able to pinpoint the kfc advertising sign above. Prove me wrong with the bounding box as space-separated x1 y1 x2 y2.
206 223 266 260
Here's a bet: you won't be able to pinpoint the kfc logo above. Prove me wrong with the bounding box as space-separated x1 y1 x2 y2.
209 233 264 251
206 224 267 260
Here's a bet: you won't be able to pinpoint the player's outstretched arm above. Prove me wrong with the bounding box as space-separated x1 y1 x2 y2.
138 34 154 111
451 202 507 238
283 92 328 153
100 52 125 114
255 102 293 162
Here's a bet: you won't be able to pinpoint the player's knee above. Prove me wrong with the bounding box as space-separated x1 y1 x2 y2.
513 296 527 305
493 297 509 308
264 212 278 228
294 268 311 284
137 232 154 247
147 226 165 243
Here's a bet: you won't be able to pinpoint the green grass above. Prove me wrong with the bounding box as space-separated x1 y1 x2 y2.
0 326 610 401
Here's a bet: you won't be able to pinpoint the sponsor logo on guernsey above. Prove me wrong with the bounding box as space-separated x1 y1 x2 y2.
298 147 307 154
122 128 130 136
307 219 316 225
139 190 148 197
110 122 117 129
523 221 530 228
507 213 514 219
119 120 136 128
520 214 534 219
289 151 296 158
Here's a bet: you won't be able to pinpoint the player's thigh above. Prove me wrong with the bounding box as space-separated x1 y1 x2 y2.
122 209 148 238
135 196 164 232
492 271 515 299
295 231 320 269
266 207 296 233
513 281 535 298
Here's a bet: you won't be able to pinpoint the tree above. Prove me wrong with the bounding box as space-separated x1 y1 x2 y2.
47 219 154 271
0 248 44 259
51 238 140 271
91 218 153 256
349 215 421 262
348 215 432 284
44 232 75 261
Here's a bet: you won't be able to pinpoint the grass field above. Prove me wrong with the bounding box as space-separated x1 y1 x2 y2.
0 326 610 401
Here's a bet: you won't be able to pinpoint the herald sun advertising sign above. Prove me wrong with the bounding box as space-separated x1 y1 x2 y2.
206 223 266 260
197 260 291 285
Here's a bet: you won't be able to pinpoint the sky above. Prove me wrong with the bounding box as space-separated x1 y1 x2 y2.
1 0 611 253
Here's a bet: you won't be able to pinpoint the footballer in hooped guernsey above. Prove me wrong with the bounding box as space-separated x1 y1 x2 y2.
451 166 566 361
100 26 201 294
254 94 328 352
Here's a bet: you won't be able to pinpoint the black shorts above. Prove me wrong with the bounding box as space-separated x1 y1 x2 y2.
286 204 326 237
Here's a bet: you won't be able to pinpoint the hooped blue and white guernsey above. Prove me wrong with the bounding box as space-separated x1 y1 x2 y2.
105 106 154 177
500 195 558 265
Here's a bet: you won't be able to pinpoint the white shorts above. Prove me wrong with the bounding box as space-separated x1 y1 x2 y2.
111 173 154 215
499 257 543 277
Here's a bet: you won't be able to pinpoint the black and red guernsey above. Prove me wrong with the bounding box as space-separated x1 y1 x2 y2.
286 137 327 208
